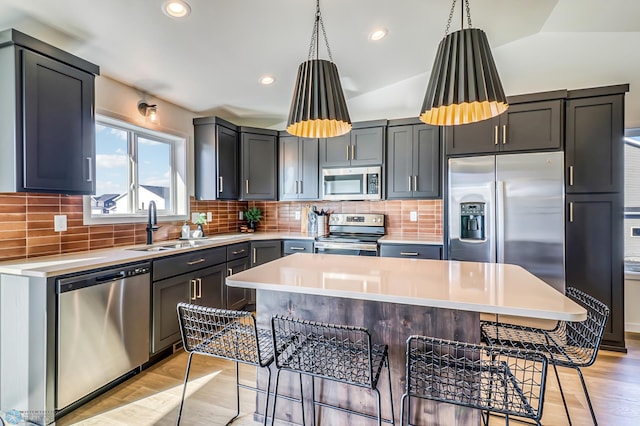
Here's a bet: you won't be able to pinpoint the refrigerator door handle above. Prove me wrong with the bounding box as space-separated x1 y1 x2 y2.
496 180 506 263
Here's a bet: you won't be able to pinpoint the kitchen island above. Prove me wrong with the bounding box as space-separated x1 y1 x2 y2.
227 253 586 425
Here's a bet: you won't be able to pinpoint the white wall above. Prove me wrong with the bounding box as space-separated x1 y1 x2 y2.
94 75 197 196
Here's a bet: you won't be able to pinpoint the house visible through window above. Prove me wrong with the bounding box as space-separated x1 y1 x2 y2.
84 115 187 223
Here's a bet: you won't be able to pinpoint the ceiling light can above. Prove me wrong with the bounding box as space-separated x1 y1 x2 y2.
369 28 388 41
259 75 276 86
162 0 191 18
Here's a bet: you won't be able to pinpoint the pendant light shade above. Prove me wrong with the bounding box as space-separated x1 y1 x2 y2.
287 0 351 138
420 1 508 126
287 59 351 138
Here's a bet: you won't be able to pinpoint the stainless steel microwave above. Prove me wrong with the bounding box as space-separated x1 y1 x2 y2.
322 166 381 201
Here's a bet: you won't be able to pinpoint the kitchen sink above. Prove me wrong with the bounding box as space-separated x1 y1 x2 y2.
128 240 212 252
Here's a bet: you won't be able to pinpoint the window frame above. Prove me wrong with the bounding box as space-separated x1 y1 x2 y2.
624 128 640 219
83 115 189 225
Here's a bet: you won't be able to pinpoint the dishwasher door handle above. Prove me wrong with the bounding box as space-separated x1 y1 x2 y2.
95 271 126 283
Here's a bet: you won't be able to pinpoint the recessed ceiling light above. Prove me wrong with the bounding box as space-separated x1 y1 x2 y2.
369 28 388 41
259 75 276 86
163 0 191 18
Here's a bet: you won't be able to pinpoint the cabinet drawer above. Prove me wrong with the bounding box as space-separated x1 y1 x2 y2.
227 242 250 261
153 247 226 281
283 240 314 255
379 244 442 260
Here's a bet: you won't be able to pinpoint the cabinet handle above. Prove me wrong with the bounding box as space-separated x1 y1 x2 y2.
408 176 412 190
346 145 350 161
413 175 418 192
569 202 574 223
227 268 233 276
400 252 419 256
232 249 246 255
245 180 249 194
289 247 305 251
219 176 223 193
295 180 300 194
196 278 202 299
187 258 205 265
190 279 197 300
299 180 303 194
494 126 499 145
502 124 507 145
86 157 93 182
351 145 355 160
569 166 574 186
253 248 257 264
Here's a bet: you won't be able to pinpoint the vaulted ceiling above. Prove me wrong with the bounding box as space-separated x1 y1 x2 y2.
1 0 638 128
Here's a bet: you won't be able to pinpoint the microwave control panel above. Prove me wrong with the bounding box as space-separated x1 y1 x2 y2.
367 173 379 194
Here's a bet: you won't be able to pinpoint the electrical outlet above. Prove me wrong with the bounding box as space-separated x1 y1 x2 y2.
54 215 67 232
191 212 200 223
295 211 301 220
239 211 243 220
207 211 212 222
410 211 418 222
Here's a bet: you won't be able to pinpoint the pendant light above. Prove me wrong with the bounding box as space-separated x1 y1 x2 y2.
287 0 351 138
420 0 508 126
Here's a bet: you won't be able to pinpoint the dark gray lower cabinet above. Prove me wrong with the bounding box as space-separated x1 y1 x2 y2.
250 240 283 267
283 240 314 255
226 257 250 310
248 240 283 305
379 244 442 260
196 264 226 310
566 193 624 349
151 274 189 354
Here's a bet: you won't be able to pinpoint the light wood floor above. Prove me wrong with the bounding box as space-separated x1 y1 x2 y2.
57 334 640 425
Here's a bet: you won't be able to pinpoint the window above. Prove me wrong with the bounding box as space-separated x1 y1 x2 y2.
84 115 188 224
625 130 640 218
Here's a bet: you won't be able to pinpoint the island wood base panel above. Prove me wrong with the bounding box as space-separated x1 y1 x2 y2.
255 289 480 425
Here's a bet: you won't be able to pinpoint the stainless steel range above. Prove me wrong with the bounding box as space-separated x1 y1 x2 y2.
314 213 385 256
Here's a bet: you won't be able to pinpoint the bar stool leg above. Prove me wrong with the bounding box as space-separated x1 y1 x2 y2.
385 359 395 425
226 362 241 424
399 394 407 426
271 369 282 426
262 366 272 426
576 367 598 425
176 352 195 426
299 373 307 426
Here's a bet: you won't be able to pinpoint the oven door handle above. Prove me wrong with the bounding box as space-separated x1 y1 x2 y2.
314 242 378 251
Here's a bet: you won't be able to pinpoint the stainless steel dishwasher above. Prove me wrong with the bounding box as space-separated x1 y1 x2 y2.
56 262 151 410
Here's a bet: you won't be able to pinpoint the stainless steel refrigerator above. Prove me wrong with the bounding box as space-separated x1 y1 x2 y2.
448 152 565 292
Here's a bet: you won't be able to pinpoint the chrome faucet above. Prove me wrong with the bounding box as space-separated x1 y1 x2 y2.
146 200 158 245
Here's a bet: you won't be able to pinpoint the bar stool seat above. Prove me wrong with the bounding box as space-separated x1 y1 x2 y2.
271 315 395 425
176 303 274 425
400 336 548 426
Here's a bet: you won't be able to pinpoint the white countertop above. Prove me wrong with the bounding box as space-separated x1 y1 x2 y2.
0 232 314 278
227 253 587 321
378 234 443 245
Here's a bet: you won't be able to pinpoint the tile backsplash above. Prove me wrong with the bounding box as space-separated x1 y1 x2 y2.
0 193 442 262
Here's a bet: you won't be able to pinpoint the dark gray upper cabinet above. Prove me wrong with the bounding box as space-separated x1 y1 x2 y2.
194 117 239 200
565 93 624 194
387 123 440 199
279 135 319 200
240 128 278 200
445 97 564 156
0 29 99 194
319 122 386 167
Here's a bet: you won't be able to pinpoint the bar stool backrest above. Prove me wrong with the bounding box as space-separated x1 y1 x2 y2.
271 315 376 388
564 287 611 367
405 336 548 422
177 303 264 365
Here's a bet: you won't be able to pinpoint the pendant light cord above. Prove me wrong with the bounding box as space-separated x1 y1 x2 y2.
307 0 333 62
445 0 473 36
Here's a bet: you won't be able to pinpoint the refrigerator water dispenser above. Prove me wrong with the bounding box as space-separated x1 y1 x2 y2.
460 202 485 241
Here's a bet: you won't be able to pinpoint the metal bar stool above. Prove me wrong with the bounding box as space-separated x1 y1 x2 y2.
400 336 548 426
176 303 274 425
270 315 395 425
481 287 609 426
